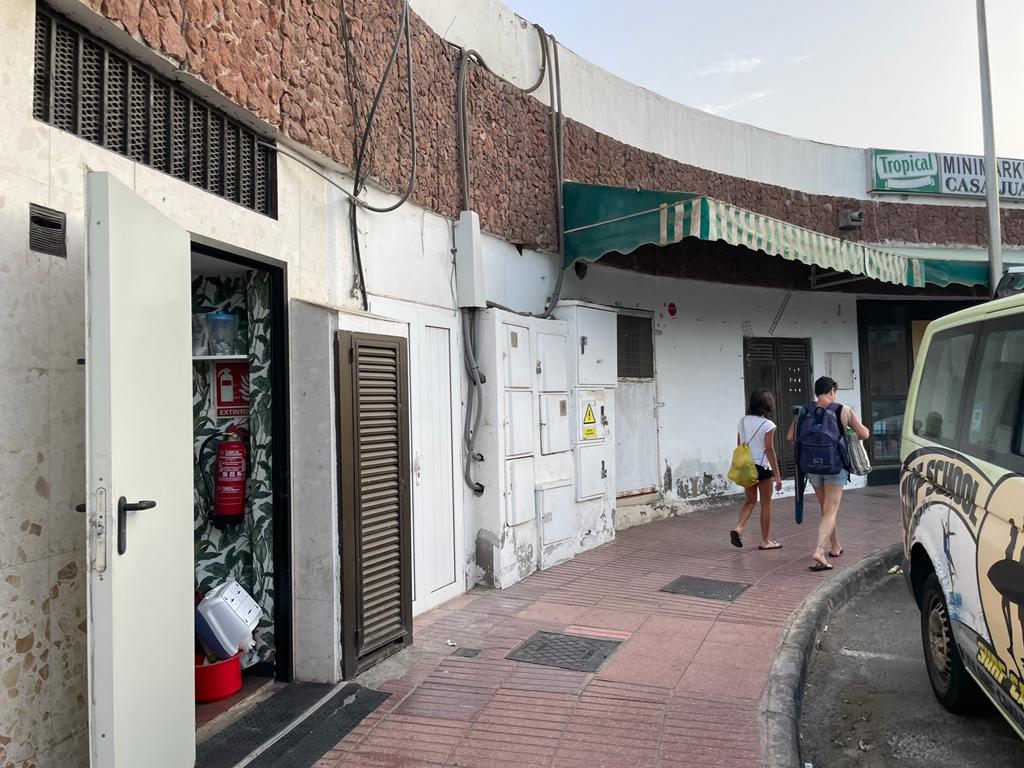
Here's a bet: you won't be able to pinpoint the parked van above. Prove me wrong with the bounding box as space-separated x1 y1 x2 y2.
900 292 1024 740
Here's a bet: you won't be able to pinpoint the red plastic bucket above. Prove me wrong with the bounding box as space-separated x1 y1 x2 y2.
195 652 242 702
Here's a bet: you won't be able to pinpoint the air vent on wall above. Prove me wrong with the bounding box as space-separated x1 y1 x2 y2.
32 5 277 217
29 204 66 258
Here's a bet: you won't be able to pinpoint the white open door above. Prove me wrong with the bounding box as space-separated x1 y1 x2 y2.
85 173 195 766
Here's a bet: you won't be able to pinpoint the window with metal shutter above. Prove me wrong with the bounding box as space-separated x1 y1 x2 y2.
31 4 277 217
337 331 413 678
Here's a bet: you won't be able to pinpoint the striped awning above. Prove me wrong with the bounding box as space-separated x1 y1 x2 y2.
563 182 925 288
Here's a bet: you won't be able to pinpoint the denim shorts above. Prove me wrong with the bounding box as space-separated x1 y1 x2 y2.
807 469 849 488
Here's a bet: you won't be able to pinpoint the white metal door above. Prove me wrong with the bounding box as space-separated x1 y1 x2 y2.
615 381 659 496
370 299 465 616
417 325 459 603
86 173 194 766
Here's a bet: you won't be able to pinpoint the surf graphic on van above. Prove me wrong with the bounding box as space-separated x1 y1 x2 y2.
902 447 1024 734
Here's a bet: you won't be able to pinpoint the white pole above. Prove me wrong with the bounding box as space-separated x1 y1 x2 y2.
976 0 1002 297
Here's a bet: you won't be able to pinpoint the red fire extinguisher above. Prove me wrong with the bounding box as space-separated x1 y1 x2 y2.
199 425 247 529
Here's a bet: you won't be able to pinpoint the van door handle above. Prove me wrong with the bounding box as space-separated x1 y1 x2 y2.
117 497 157 555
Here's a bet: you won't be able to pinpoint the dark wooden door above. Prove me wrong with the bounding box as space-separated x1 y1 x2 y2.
337 331 412 678
743 337 812 478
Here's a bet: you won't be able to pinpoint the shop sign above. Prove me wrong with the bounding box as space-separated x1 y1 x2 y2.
870 148 1024 200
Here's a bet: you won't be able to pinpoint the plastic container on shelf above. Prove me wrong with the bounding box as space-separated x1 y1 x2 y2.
206 311 238 356
195 580 261 660
195 652 242 702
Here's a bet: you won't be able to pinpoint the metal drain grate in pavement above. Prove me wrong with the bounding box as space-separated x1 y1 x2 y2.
660 575 750 601
506 631 621 672
452 647 480 657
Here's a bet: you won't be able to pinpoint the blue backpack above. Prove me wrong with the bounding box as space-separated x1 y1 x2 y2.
796 402 850 476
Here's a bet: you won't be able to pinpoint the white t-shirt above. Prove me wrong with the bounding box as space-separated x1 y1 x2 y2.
738 416 776 468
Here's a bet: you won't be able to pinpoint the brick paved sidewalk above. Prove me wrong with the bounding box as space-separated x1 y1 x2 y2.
316 487 900 768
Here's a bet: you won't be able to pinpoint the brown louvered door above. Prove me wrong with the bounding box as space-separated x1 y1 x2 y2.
743 338 811 479
337 331 412 679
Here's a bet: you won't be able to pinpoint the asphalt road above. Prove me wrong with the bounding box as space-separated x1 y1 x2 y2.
800 571 1024 768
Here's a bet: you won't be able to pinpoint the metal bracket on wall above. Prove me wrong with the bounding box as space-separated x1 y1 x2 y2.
809 264 870 291
767 292 792 336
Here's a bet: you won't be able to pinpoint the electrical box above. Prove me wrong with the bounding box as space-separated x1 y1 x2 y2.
536 480 574 544
825 352 854 390
577 307 617 386
539 394 570 455
454 210 485 308
505 457 536 526
536 333 568 392
504 323 531 389
576 389 606 442
575 443 607 501
504 390 534 456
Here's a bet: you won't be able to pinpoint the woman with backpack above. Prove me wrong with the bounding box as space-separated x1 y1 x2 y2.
730 389 784 550
787 376 871 571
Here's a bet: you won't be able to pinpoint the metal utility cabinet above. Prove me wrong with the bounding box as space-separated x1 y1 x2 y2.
471 304 616 589
553 301 617 536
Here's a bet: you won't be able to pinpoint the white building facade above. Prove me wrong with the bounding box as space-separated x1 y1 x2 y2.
0 0 1017 765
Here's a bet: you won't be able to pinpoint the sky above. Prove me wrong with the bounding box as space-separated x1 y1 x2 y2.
500 0 1024 158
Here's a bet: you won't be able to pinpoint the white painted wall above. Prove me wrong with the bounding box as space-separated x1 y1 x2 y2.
412 0 1021 209
561 264 866 505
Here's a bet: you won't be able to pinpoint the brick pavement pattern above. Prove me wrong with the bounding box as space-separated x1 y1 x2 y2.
316 488 900 768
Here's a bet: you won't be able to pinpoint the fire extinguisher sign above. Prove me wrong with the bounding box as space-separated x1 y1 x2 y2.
214 362 250 419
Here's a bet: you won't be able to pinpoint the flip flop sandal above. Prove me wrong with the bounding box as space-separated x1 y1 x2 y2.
730 530 743 548
829 549 843 557
808 562 834 572
758 542 782 550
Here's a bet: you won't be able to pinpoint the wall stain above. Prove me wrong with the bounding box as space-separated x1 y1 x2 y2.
677 472 731 499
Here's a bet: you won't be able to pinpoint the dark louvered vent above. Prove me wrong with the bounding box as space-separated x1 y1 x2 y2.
337 332 412 679
29 204 66 258
31 5 276 217
616 314 654 378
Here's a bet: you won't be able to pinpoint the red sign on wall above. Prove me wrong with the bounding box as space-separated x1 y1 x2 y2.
214 362 249 419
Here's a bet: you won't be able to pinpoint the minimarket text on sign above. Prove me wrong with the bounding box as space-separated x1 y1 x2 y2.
870 148 1024 200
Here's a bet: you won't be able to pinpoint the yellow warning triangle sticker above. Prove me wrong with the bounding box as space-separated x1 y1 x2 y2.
583 403 597 425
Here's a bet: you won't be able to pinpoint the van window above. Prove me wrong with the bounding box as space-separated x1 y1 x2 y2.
912 329 975 446
966 320 1024 464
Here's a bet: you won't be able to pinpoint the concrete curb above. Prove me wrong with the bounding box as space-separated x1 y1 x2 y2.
759 542 904 768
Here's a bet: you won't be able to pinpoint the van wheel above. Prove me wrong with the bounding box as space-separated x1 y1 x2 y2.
920 572 979 713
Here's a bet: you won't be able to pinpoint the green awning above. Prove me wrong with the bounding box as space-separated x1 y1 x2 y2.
919 259 988 288
563 182 924 288
888 246 1024 288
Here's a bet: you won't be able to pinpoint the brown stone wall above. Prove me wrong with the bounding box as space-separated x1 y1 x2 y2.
78 0 1024 250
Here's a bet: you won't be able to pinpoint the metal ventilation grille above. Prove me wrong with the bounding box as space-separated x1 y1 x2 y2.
617 314 655 378
32 13 50 121
32 5 276 217
29 204 66 258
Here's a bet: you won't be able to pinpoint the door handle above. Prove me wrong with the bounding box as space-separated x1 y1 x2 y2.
117 497 156 556
413 452 422 485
